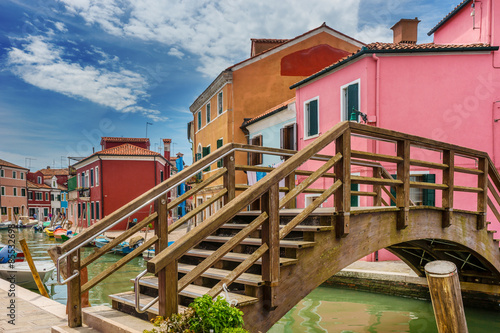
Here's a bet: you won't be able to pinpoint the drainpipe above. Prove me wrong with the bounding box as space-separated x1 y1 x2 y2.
372 53 381 155
97 156 104 220
0 166 2 220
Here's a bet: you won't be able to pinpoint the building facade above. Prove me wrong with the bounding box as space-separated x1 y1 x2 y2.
27 171 52 221
0 159 28 222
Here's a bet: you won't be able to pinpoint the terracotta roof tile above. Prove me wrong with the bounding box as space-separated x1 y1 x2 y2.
242 97 296 127
0 159 28 170
101 137 150 143
96 143 163 157
27 180 51 189
38 168 69 176
251 38 290 43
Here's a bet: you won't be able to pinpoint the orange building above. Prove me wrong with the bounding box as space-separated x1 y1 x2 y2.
188 24 364 219
0 159 28 222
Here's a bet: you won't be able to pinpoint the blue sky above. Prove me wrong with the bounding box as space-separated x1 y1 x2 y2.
0 0 464 171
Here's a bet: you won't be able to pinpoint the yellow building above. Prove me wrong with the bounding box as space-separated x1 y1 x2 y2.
188 24 364 220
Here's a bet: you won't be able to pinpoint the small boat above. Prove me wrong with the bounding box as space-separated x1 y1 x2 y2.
0 243 24 263
95 235 145 255
0 261 55 289
53 228 68 240
17 216 38 228
0 221 13 230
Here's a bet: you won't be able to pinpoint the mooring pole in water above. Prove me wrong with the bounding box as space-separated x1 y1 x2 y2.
19 238 50 298
424 260 468 333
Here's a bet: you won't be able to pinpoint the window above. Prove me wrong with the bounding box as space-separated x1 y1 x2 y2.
90 168 94 187
217 138 223 168
91 202 95 220
38 176 42 184
20 172 24 180
21 188 26 197
12 171 16 179
1 207 6 215
52 180 56 188
57 195 61 201
44 208 48 216
45 193 48 201
95 167 99 186
1 187 4 196
51 194 54 201
390 174 435 206
250 135 263 166
13 207 19 214
206 103 211 123
198 111 202 130
28 191 33 200
280 124 297 151
202 145 211 172
160 170 164 182
85 172 89 188
78 203 81 218
81 173 85 188
36 192 42 200
218 92 223 115
304 98 319 138
0 170 3 177
13 188 17 196
96 202 100 220
341 81 360 122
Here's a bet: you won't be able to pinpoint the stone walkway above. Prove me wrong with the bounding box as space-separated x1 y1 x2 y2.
0 278 67 332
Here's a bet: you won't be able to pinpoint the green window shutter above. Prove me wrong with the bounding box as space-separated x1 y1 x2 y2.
390 174 397 206
422 174 436 206
308 100 318 136
217 138 223 168
347 83 359 122
198 112 202 130
206 104 211 123
350 183 359 207
203 146 211 172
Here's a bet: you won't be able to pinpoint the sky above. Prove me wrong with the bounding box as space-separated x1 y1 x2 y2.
0 0 465 172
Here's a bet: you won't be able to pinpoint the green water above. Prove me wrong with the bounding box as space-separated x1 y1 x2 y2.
2 229 500 332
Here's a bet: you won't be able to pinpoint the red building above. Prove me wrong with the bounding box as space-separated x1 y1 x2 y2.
27 171 52 221
71 137 171 230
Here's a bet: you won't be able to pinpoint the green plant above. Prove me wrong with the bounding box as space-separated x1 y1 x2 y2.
144 308 195 333
221 328 249 333
189 295 244 333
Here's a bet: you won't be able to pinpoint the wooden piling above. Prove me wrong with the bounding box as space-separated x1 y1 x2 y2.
19 239 50 298
424 261 468 333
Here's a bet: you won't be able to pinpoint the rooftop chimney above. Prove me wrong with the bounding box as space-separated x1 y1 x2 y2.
391 18 420 44
163 139 171 161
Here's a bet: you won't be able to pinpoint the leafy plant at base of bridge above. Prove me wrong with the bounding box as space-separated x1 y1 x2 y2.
143 295 248 333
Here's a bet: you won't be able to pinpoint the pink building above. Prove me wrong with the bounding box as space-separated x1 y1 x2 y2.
291 1 500 260
0 159 28 222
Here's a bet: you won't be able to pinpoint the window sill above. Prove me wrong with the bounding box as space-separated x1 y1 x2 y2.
304 133 320 141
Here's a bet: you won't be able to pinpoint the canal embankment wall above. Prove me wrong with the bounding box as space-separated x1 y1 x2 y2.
326 261 500 312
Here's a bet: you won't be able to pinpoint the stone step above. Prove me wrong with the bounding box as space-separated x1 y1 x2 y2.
51 325 99 333
131 263 264 287
83 305 155 333
221 223 333 232
136 279 259 307
185 248 298 266
110 291 187 318
204 235 315 249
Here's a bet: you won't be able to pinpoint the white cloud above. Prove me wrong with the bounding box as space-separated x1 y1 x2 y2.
6 35 166 121
57 0 362 77
168 48 184 59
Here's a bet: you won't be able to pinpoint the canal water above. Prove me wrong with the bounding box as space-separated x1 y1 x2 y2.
2 228 500 332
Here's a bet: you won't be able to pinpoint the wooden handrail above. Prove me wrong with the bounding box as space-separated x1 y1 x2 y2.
147 121 350 274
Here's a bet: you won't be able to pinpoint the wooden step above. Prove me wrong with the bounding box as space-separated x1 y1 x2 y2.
51 325 99 333
221 223 333 232
83 305 154 333
136 277 259 307
185 248 298 266
130 263 263 287
110 291 187 316
204 236 315 249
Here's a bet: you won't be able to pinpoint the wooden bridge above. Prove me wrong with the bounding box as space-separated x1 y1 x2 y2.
49 122 500 332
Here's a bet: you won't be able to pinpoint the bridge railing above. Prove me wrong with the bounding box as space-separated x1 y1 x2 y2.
50 121 500 327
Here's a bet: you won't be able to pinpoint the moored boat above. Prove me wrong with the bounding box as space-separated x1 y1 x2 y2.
0 261 55 289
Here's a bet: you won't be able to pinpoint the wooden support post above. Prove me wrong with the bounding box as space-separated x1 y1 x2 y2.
261 183 280 310
335 129 351 238
396 140 410 230
424 261 468 333
155 194 178 318
285 170 296 209
223 152 235 204
442 150 455 228
19 239 49 298
373 167 382 206
67 249 82 328
477 157 488 230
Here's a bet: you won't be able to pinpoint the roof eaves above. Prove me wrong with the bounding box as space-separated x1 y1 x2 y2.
290 45 498 89
241 105 289 128
427 0 472 36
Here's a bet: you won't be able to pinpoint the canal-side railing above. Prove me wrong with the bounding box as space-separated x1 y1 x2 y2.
49 121 500 328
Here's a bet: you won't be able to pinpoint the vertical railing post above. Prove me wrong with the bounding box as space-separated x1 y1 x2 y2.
373 166 382 206
285 170 296 209
155 193 178 318
335 129 351 238
67 249 81 327
261 183 280 310
396 140 410 230
477 157 488 230
442 150 455 228
223 151 235 205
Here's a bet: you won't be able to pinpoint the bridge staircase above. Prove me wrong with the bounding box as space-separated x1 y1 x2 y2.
49 122 500 332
